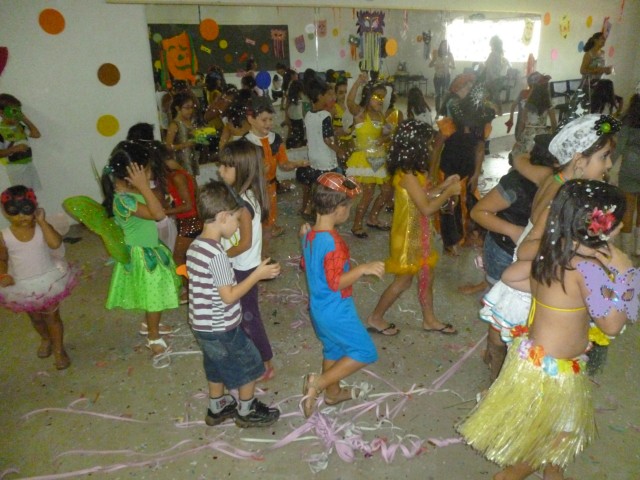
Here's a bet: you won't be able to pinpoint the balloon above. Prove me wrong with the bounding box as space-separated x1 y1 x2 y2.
63 196 130 264
255 70 271 89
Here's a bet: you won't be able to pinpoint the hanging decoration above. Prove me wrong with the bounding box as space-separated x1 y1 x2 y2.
348 35 360 61
159 31 198 88
401 10 409 40
356 10 385 72
602 17 612 39
618 0 626 23
522 18 534 45
422 31 432 60
0 47 8 77
295 34 305 54
317 20 327 38
559 15 570 39
271 29 286 58
526 53 536 76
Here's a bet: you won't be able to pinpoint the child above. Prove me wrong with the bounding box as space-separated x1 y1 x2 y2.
367 121 461 336
511 82 557 159
187 180 280 428
331 78 354 170
0 186 79 369
0 94 42 190
283 79 306 149
101 141 181 355
458 179 636 480
406 87 433 126
165 91 200 177
300 172 385 418
218 139 275 380
614 94 640 254
244 97 307 241
218 97 250 152
297 80 342 219
504 72 549 140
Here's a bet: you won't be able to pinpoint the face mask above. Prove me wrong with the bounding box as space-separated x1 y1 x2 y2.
3 198 37 216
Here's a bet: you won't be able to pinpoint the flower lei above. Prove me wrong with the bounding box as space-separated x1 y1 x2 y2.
594 114 621 136
586 205 616 240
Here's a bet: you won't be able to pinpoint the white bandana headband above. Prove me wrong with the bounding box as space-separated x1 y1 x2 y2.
548 114 620 165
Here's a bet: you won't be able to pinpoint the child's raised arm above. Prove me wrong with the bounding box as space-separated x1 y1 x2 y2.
218 258 280 304
337 261 385 290
35 208 62 250
125 163 166 221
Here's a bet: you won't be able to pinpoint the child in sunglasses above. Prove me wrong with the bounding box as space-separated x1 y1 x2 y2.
0 94 42 190
0 186 80 369
300 172 385 417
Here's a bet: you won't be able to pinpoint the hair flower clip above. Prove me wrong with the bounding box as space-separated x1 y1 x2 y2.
594 114 621 136
587 205 616 240
103 165 114 175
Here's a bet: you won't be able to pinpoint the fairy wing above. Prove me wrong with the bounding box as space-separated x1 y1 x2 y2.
62 196 130 264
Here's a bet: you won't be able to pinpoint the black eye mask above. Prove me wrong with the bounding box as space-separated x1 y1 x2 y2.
3 198 37 216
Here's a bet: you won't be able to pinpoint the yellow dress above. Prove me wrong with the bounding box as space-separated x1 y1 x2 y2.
386 172 438 274
346 114 388 185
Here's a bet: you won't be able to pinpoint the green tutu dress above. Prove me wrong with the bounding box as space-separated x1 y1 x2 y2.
106 193 181 312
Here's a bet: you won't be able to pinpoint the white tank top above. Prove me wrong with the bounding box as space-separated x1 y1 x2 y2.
2 225 62 280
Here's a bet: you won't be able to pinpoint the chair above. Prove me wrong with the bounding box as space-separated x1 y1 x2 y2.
407 75 428 95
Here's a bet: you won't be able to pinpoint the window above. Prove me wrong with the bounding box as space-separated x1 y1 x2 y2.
446 16 541 63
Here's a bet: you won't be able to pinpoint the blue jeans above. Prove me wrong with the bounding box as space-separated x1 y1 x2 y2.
483 234 513 285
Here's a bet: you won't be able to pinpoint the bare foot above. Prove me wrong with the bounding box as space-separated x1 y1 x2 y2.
444 245 460 256
543 465 570 480
37 339 52 358
493 463 534 480
53 350 71 370
302 373 321 418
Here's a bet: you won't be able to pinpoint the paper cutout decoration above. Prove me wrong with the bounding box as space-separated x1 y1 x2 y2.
559 15 570 39
152 33 162 44
294 59 303 68
159 32 198 88
201 45 211 54
602 17 612 39
305 24 315 34
260 43 269 54
522 18 534 45
295 34 305 53
578 41 585 52
544 12 551 26
551 48 559 61
586 16 593 28
307 33 314 41
340 49 346 58
356 11 385 72
422 31 431 60
63 196 129 264
224 54 233 64
199 18 219 41
317 20 327 38
332 28 339 37
271 29 286 58
0 47 7 77
97 115 119 137
219 39 228 49
385 38 398 57
39 9 65 35
349 35 360 60
255 71 271 90
97 63 120 86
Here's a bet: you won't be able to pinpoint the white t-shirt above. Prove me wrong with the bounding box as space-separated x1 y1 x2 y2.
304 110 338 171
221 190 262 271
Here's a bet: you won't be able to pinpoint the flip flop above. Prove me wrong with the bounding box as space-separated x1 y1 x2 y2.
423 323 458 335
351 229 369 239
366 222 391 231
366 323 399 336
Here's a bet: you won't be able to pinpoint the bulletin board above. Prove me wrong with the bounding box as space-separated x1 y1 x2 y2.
148 23 290 77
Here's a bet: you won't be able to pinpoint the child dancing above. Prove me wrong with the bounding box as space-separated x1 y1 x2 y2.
0 186 79 369
367 121 461 336
218 139 276 381
300 172 385 417
187 180 280 428
102 141 181 355
458 179 638 480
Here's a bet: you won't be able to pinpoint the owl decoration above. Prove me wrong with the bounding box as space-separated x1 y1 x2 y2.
271 29 287 59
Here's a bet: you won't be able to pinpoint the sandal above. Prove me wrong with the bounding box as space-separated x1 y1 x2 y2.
350 228 369 239
139 323 177 336
301 373 323 418
366 222 391 231
324 386 361 406
146 337 168 355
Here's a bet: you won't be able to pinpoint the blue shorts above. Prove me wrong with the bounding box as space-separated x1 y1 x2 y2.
311 308 378 364
483 234 513 285
192 327 265 390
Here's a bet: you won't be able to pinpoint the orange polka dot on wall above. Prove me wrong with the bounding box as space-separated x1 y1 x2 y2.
261 43 269 54
200 18 219 41
97 63 120 86
39 8 65 35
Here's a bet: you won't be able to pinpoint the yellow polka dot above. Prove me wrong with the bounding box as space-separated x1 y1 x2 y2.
97 115 119 137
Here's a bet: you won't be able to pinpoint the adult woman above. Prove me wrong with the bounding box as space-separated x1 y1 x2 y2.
580 32 613 89
483 36 510 114
429 40 455 114
346 73 394 238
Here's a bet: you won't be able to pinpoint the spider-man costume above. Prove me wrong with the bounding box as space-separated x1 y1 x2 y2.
301 229 378 363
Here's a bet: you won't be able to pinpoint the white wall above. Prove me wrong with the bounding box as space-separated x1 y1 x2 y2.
1 0 638 228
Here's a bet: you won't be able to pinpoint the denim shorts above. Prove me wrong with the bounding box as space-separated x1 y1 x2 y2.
483 234 513 285
193 327 265 390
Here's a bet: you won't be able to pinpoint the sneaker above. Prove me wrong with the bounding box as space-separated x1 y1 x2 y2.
234 399 280 428
205 397 238 426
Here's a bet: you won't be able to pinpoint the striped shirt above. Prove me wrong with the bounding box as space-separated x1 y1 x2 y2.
186 237 241 332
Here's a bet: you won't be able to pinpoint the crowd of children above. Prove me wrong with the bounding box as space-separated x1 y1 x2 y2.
2 60 640 479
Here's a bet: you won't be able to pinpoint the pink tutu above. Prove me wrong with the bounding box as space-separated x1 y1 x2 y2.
0 259 80 313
